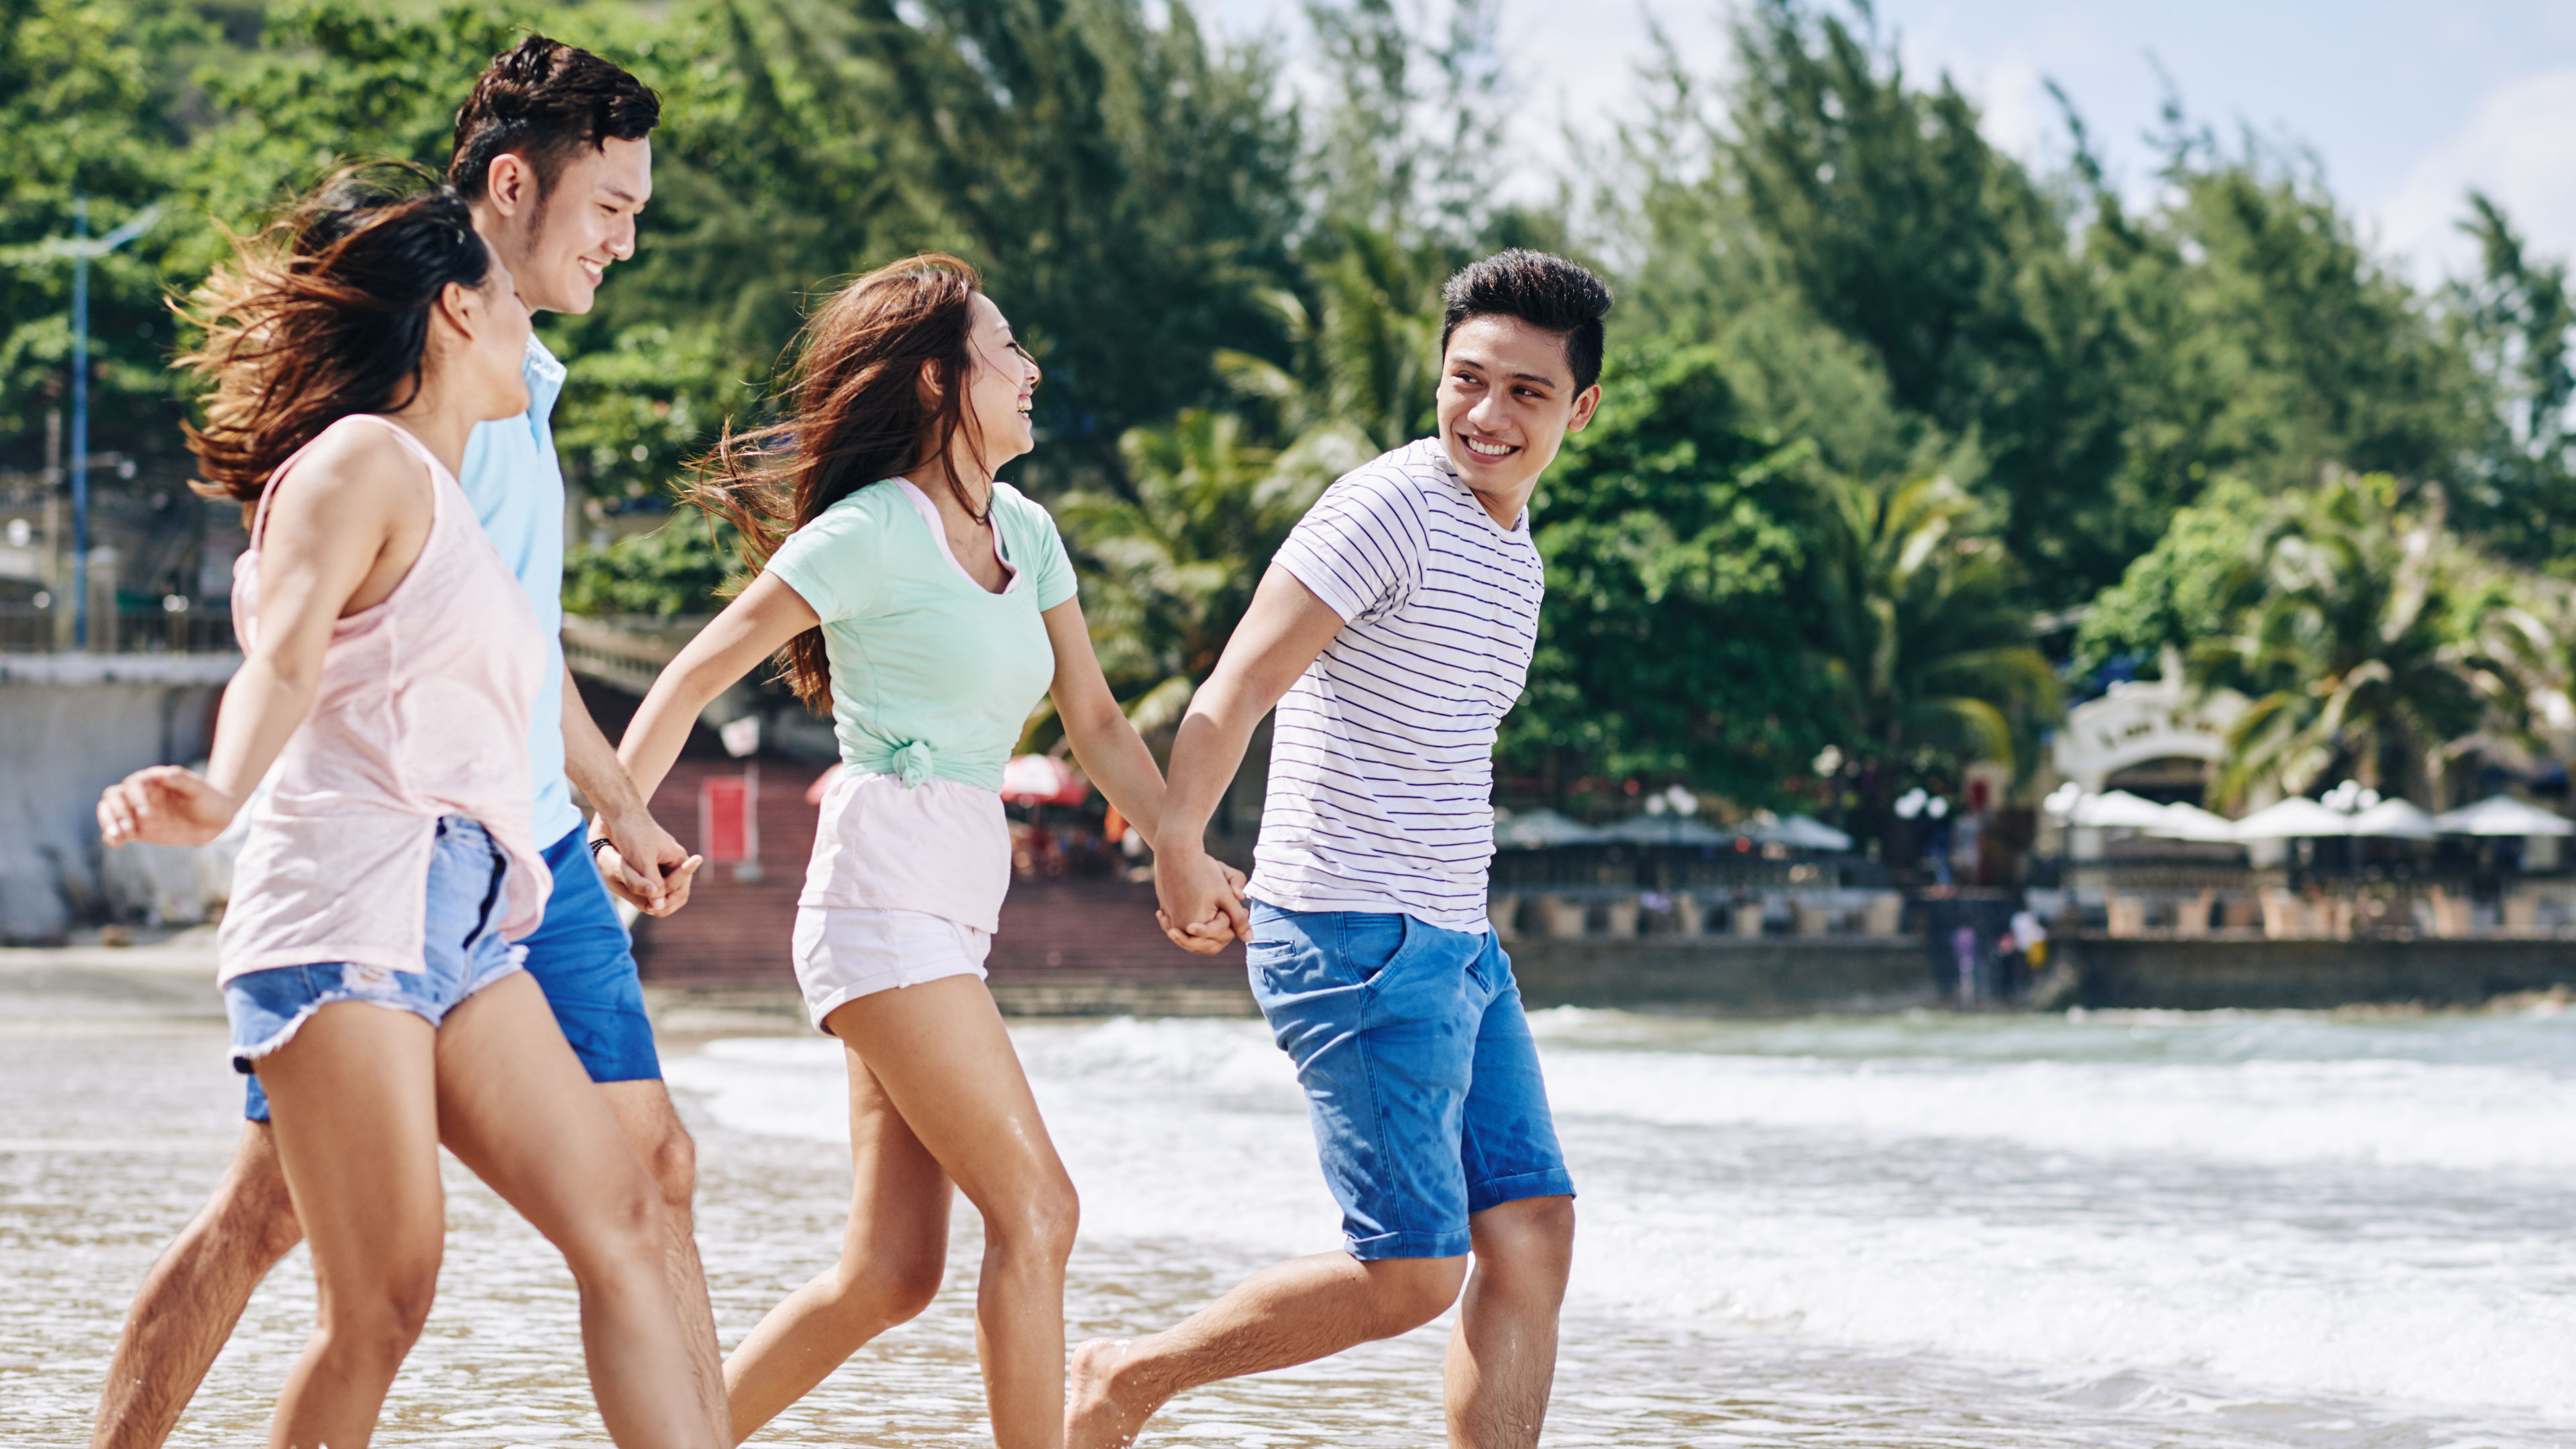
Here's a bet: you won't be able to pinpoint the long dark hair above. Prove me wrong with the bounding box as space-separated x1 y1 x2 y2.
178 163 492 507
688 253 992 710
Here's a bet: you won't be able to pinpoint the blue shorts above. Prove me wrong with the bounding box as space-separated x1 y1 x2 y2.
1246 900 1574 1260
244 822 659 1120
226 817 522 1077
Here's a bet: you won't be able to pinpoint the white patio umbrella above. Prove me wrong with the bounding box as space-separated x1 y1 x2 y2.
1493 807 1609 849
2345 798 2438 840
1753 814 1854 852
2065 790 2176 829
2144 802 2241 842
2228 797 2357 839
1598 814 1733 847
2433 795 2576 837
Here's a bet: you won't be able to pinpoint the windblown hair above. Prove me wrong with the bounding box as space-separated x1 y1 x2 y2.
1439 249 1614 392
448 35 660 203
687 253 991 710
178 164 492 506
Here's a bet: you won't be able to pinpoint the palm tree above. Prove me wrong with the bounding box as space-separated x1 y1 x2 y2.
2192 472 2567 808
1803 471 2062 840
1054 409 1373 737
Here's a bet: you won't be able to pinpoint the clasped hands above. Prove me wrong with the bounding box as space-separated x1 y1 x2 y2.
1155 844 1252 955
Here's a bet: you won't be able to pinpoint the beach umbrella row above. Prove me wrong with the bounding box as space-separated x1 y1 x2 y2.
2050 788 2571 841
1492 808 1854 853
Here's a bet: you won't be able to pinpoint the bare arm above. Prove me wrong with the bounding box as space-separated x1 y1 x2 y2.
99 434 415 848
1040 596 1172 848
1152 564 1348 954
561 660 701 916
616 570 820 802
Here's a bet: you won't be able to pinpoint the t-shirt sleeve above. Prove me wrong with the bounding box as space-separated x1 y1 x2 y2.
763 496 884 625
1269 468 1423 623
1016 496 1079 611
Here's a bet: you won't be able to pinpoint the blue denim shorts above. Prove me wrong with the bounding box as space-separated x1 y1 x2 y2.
241 823 657 1120
225 816 523 1081
1246 900 1575 1260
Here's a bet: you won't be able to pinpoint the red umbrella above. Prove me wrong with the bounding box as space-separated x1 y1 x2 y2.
1000 753 1089 806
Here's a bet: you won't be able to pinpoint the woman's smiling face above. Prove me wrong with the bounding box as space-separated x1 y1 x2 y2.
959 292 1040 474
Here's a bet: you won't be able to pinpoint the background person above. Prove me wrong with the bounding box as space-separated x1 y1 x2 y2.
612 253 1240 1449
87 39 728 1449
1066 250 1607 1449
95 167 714 1449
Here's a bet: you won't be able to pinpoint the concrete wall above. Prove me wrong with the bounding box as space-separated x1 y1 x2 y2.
1505 936 1935 1014
2070 936 2576 1010
0 655 235 941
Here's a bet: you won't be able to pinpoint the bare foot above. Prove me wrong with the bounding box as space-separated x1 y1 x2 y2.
1065 1336 1161 1449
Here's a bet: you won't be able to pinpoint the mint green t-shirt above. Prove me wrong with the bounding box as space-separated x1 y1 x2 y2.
763 478 1077 793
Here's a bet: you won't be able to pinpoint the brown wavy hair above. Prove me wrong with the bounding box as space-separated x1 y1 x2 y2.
688 253 992 710
178 164 492 508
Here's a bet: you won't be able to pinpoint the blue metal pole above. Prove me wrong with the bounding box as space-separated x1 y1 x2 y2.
69 196 89 651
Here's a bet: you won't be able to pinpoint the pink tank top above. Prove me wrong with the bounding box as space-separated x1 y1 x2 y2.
215 414 552 985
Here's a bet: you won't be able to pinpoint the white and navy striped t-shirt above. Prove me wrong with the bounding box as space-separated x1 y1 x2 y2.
1248 438 1544 932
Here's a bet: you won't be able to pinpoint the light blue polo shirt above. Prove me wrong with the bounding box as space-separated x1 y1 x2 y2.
458 334 582 847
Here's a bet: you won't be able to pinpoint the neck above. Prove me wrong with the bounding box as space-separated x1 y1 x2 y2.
380 383 475 480
1466 477 1536 531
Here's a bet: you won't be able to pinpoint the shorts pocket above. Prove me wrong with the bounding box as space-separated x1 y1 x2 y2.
1334 912 1411 987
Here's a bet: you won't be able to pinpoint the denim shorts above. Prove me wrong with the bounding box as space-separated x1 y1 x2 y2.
241 823 658 1120
1246 900 1575 1260
225 816 523 1080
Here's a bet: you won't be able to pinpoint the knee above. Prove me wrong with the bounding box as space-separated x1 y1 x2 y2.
1365 1256 1470 1336
988 1177 1079 1268
211 1154 305 1265
323 1257 440 1369
1473 1195 1576 1284
831 1248 946 1327
638 1118 698 1213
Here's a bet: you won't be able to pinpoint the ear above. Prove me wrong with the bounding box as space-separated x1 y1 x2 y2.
916 357 946 404
1566 383 1603 434
486 152 536 219
433 278 482 343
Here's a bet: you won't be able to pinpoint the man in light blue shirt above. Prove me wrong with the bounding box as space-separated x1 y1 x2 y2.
90 38 727 1449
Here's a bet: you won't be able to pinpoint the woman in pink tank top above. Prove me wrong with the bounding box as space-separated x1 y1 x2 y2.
96 168 717 1449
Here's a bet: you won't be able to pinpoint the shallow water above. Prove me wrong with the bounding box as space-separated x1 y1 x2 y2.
9 1004 2576 1446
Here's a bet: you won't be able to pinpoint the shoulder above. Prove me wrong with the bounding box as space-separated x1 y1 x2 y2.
1305 443 1440 544
988 480 1063 537
796 480 911 537
271 417 428 514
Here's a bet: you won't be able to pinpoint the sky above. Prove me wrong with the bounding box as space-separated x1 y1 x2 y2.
1195 0 2576 288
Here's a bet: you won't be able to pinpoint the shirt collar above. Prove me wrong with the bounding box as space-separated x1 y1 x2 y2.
523 333 567 423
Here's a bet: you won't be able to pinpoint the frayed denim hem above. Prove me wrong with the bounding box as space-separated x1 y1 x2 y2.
229 991 432 1074
1343 1226 1473 1262
1466 1168 1577 1218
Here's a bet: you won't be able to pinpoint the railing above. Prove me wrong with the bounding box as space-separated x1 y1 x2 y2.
560 614 709 697
0 603 236 654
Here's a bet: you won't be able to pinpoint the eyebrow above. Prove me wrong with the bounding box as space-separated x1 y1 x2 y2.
601 184 645 207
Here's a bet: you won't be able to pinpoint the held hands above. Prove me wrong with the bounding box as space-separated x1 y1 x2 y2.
98 766 239 849
590 808 704 918
1154 844 1252 955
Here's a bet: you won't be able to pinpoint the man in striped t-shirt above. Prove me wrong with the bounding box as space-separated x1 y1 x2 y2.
1067 252 1608 1449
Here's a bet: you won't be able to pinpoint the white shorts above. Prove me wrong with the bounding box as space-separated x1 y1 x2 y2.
792 906 991 1030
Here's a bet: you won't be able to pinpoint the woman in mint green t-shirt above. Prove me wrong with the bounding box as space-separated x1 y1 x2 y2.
614 254 1240 1448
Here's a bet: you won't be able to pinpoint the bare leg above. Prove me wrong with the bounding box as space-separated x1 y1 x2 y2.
598 1079 729 1446
727 977 1077 1449
433 973 717 1449
1064 1252 1466 1449
722 1047 954 1442
89 1122 305 1449
253 1002 449 1449
1443 1196 1574 1449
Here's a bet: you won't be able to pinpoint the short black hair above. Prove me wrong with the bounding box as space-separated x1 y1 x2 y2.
1438 250 1613 392
448 36 660 203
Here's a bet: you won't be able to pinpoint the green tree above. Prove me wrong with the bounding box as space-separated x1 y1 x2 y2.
1497 345 1824 805
1802 470 2062 842
2191 473 2559 808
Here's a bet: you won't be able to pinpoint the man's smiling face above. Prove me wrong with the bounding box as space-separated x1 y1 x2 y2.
1432 313 1601 521
488 135 653 316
